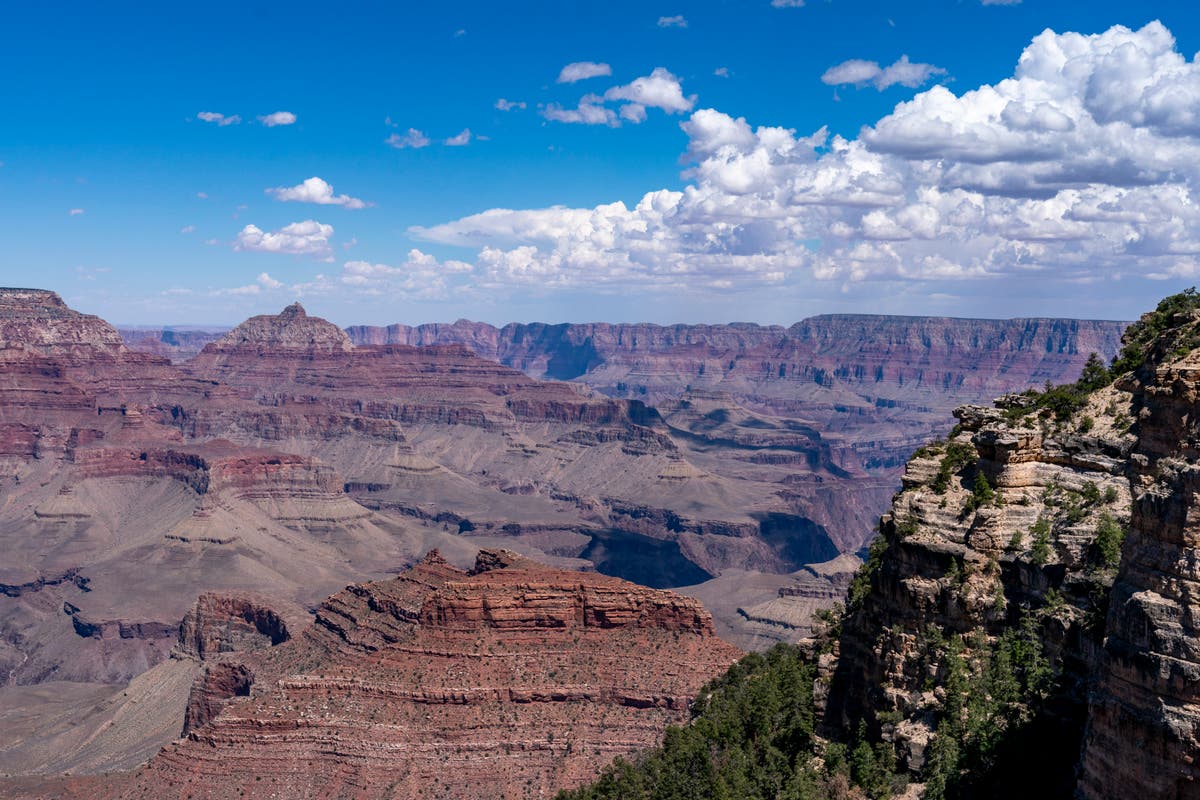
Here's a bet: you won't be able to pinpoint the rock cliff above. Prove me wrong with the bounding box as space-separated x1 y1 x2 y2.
89 550 741 800
1076 307 1200 799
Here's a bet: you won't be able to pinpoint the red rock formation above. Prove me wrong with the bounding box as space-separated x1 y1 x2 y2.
100 550 742 800
177 592 292 660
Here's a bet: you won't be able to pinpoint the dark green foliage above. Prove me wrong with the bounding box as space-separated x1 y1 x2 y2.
557 645 824 800
932 442 977 494
848 533 889 611
1076 352 1111 392
1092 512 1126 570
558 644 907 800
849 721 903 800
1110 287 1200 375
921 615 1054 800
963 471 997 514
911 441 945 461
1001 351 1113 425
1030 516 1052 565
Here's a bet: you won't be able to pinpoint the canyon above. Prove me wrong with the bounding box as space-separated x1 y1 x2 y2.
1 287 1133 795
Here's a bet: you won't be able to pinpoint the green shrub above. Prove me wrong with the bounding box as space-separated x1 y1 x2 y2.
1093 512 1126 570
1030 516 1052 565
933 442 977 494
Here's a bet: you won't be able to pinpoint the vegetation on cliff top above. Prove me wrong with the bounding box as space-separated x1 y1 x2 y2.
563 292 1200 800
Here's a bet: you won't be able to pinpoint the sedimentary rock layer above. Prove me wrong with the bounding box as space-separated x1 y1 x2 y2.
101 550 742 800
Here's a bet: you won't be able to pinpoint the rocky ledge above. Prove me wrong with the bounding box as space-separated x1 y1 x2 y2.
100 549 742 800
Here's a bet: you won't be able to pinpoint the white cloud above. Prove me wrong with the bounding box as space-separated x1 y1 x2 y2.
197 111 240 126
714 67 730 78
543 68 695 126
981 0 1020 4
410 22 1200 297
338 249 473 298
258 111 297 127
605 67 696 113
495 98 526 111
386 129 431 149
445 128 472 146
196 191 208 199
558 61 612 83
215 272 285 297
266 177 369 209
68 208 84 216
771 0 804 6
657 15 687 28
543 95 619 126
234 220 334 259
822 55 946 91
180 225 196 234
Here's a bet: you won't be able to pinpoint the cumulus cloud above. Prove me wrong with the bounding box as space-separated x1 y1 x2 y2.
410 22 1200 297
657 15 687 28
543 68 695 126
180 225 196 234
822 55 947 91
216 272 285 297
771 0 805 6
386 128 431 149
68 208 84 216
197 111 240 126
445 128 472 146
266 177 369 209
495 98 526 111
558 61 612 83
605 68 696 113
258 111 297 127
339 249 473 298
234 220 334 259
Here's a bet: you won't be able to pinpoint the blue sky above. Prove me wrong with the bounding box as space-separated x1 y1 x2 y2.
4 1 1200 326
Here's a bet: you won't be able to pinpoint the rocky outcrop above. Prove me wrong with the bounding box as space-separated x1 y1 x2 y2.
1076 314 1200 799
826 382 1134 795
99 550 742 800
0 288 127 356
206 302 352 352
176 592 296 734
176 592 291 660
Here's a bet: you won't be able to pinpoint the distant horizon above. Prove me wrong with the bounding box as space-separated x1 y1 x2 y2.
104 305 1136 331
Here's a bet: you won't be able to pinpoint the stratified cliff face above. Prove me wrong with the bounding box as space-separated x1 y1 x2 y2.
827 384 1135 795
104 550 742 800
345 316 1126 556
348 315 1126 443
1076 315 1200 799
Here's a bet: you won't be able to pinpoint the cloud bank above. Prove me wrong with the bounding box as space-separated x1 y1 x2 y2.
410 22 1200 297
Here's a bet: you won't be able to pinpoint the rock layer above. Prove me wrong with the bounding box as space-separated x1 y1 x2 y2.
101 550 742 800
1077 319 1200 799
828 385 1134 794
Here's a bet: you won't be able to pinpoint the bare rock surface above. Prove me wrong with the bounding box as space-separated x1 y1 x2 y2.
47 550 742 800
